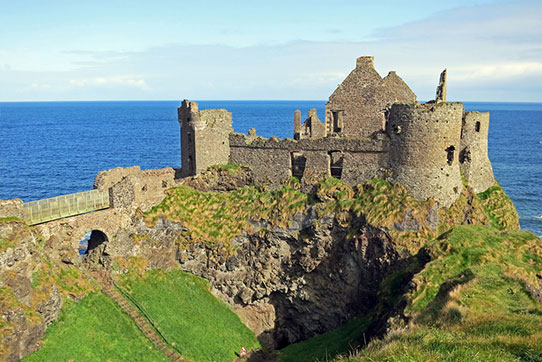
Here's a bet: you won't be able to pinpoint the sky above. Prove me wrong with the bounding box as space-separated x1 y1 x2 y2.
1 0 541 101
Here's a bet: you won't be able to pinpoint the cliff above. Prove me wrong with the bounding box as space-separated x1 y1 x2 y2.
0 167 537 361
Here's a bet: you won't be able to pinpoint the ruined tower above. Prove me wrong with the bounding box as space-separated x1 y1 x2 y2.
177 100 233 177
387 102 464 207
459 111 495 193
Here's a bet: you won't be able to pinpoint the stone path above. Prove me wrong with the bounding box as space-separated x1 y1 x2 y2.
93 270 189 362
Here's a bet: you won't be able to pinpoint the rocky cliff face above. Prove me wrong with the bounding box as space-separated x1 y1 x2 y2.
178 212 399 348
115 209 399 348
0 218 94 361
0 169 521 358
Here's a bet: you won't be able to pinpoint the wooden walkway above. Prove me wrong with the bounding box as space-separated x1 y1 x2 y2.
93 271 189 362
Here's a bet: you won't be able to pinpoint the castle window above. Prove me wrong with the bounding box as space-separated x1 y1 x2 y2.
445 146 455 166
459 147 471 164
475 121 481 132
290 152 306 180
332 111 343 133
328 151 343 179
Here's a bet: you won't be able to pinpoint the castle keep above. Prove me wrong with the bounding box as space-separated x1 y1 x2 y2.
178 56 495 207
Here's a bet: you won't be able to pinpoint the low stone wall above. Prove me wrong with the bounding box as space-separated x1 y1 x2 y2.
95 167 176 212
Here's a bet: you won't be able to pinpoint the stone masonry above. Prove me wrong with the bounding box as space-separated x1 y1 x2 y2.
178 56 496 207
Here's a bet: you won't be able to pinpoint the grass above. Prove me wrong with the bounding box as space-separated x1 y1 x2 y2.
23 293 165 362
117 268 261 362
477 184 520 230
23 269 260 362
279 316 371 362
144 184 308 259
336 225 542 361
278 225 542 362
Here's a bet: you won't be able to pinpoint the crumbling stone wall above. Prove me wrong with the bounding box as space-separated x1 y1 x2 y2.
229 132 388 188
177 100 233 177
325 56 417 138
95 166 176 212
178 56 495 206
460 111 495 193
387 102 464 207
294 109 326 140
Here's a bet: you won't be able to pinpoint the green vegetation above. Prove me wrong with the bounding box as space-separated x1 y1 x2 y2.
116 269 261 362
145 184 308 258
335 225 542 361
143 176 520 265
210 163 243 174
279 316 370 362
13 175 533 362
23 293 165 362
24 269 260 362
478 184 520 230
0 216 22 223
277 225 542 362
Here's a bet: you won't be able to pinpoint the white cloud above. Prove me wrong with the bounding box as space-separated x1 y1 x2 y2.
453 62 542 81
1 1 541 101
68 75 150 90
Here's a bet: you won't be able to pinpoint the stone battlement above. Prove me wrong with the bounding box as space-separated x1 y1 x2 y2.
177 57 496 207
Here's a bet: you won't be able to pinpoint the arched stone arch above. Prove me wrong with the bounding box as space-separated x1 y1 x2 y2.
79 229 111 269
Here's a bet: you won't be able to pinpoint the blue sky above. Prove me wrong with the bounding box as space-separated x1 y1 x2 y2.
1 0 541 101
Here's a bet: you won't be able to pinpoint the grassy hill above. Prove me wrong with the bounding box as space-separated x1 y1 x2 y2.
279 225 542 362
24 269 260 362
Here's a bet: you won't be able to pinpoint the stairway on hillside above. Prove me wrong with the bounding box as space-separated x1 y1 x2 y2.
92 270 189 362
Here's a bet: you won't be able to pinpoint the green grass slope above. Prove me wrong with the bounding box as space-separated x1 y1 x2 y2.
24 269 260 362
340 225 542 361
117 269 261 362
23 292 165 362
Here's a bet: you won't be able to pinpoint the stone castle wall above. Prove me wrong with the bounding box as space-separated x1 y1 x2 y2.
230 132 388 188
460 111 495 193
178 100 233 177
177 56 496 207
325 56 417 138
387 102 464 207
94 166 176 212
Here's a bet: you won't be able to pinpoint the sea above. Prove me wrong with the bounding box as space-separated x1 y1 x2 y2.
1 101 541 237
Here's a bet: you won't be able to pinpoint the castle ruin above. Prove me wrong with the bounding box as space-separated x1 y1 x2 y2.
178 56 495 207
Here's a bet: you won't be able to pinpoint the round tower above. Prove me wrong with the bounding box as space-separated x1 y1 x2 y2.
387 102 464 207
459 111 495 193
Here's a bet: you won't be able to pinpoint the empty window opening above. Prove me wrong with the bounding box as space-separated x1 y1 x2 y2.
291 152 307 180
445 146 456 166
459 147 471 164
332 111 343 133
328 151 344 179
475 121 481 132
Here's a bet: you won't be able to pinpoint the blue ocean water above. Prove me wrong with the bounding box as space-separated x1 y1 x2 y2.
1 101 541 236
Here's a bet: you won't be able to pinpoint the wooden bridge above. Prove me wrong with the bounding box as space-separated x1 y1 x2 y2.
23 189 110 225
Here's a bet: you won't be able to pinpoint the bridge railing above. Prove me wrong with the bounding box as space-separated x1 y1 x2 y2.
23 189 110 225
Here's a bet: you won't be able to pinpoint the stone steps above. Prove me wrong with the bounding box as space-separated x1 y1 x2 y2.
92 271 189 362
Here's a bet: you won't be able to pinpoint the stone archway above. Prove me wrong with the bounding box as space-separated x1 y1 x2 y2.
80 229 111 269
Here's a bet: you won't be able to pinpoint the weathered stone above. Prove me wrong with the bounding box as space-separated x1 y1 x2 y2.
435 69 447 103
179 56 496 207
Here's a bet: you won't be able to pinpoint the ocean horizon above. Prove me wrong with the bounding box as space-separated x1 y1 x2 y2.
1 100 541 236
